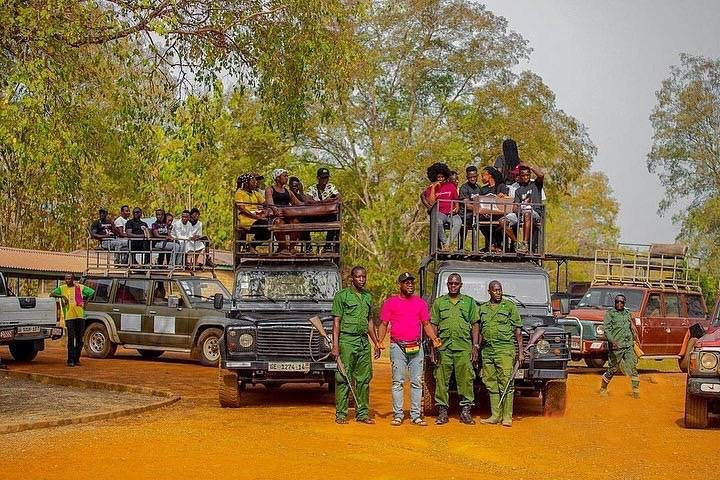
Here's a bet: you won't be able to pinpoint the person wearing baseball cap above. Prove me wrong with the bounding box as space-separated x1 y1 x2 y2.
306 167 342 252
377 271 442 426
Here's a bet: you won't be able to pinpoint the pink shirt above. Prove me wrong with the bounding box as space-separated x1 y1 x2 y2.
379 295 431 342
424 182 458 214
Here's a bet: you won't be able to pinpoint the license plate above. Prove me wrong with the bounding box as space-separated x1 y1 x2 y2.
514 369 525 379
570 337 581 349
700 383 720 393
17 326 41 334
268 362 310 373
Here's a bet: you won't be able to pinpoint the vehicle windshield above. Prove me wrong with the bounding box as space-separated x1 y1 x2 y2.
439 271 550 305
235 270 340 301
576 288 644 311
177 279 231 305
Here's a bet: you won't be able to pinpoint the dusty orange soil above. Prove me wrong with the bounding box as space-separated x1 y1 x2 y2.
0 342 717 480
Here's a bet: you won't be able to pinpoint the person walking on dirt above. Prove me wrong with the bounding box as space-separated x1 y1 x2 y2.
430 273 480 425
377 272 443 426
599 294 640 398
331 266 382 424
50 273 95 367
478 280 523 427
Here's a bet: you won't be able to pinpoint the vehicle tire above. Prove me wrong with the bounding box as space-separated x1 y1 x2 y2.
422 369 437 417
542 380 567 417
678 338 697 373
684 390 708 429
9 341 38 362
138 349 164 359
584 357 606 369
83 323 117 359
218 369 241 408
197 328 222 367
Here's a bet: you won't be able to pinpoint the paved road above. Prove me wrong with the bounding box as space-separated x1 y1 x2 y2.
0 342 717 480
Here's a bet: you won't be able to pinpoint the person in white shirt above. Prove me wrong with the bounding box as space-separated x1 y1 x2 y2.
306 167 341 252
172 210 204 268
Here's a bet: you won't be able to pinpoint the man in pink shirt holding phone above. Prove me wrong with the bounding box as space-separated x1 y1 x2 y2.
377 272 443 426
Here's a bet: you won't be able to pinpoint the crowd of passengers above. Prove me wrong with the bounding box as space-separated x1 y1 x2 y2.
421 138 545 254
89 206 214 268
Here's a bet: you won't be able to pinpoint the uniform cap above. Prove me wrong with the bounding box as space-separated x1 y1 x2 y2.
398 272 415 282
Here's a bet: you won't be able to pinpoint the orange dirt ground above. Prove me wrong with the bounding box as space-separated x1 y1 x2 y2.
0 342 717 480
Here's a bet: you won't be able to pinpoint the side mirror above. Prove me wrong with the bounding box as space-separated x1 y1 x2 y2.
689 322 706 339
559 298 570 316
213 293 224 310
168 295 179 308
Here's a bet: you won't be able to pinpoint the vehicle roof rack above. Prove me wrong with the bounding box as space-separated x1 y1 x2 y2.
592 244 700 292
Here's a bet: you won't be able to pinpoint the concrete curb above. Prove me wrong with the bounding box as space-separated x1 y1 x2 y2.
0 370 180 435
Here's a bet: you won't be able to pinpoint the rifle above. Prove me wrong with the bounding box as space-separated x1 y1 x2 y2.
309 316 360 407
499 327 546 407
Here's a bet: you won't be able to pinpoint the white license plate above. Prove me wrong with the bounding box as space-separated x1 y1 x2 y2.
268 362 310 373
514 369 525 379
700 383 720 393
17 326 41 334
571 337 581 349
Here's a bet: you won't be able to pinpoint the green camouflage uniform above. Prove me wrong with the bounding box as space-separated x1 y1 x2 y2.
431 294 479 407
478 299 521 422
332 287 373 420
602 307 639 390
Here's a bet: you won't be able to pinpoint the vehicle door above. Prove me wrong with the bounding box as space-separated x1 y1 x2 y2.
111 279 151 345
639 291 664 355
146 280 191 348
662 292 683 355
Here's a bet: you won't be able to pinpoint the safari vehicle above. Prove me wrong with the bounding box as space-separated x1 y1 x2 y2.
419 198 570 417
684 304 720 429
82 251 231 366
0 271 63 361
218 202 341 407
559 245 710 369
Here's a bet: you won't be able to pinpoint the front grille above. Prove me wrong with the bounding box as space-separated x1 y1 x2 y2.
256 324 325 358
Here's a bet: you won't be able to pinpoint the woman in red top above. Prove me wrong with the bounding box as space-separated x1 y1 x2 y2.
422 162 461 251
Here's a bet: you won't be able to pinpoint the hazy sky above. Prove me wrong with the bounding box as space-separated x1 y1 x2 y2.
481 0 720 244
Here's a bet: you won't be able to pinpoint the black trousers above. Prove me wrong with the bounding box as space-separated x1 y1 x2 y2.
66 318 85 363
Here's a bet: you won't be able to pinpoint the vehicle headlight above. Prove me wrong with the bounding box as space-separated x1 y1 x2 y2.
595 324 605 337
238 333 254 348
536 340 551 355
699 352 718 370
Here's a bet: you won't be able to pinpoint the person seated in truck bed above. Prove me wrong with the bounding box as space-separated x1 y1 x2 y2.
236 173 271 255
305 167 342 253
150 208 177 265
173 210 204 268
476 166 509 252
124 207 151 265
289 176 314 252
421 162 461 251
499 165 543 253
266 168 303 254
90 208 127 253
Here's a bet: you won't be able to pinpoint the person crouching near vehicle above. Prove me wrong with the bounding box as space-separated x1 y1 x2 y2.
331 266 382 424
478 280 523 427
431 273 480 425
50 273 95 367
599 294 640 399
377 272 443 426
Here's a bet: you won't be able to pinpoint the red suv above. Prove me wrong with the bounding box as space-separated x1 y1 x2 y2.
684 299 720 428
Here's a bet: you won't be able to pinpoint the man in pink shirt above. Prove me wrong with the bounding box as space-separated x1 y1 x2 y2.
378 272 442 426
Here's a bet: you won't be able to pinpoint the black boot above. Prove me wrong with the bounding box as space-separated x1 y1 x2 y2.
435 406 449 425
459 405 475 425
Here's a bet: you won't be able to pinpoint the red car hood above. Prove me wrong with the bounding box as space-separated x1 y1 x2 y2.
569 308 639 322
697 326 720 348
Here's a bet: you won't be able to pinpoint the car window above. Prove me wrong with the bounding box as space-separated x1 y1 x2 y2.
663 294 680 317
644 294 662 316
686 295 706 318
86 278 113 303
152 281 174 306
115 280 150 305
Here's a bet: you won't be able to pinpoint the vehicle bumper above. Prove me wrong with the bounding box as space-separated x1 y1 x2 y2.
570 337 608 357
687 377 720 398
222 360 337 372
0 326 62 345
516 368 568 382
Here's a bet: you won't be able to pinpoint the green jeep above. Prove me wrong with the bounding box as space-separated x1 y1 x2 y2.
83 272 231 366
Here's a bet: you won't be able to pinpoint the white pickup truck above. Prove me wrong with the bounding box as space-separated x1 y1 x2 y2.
0 272 63 361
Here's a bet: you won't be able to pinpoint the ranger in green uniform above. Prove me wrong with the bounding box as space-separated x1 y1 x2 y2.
431 273 480 425
331 266 382 424
600 294 640 398
478 280 523 427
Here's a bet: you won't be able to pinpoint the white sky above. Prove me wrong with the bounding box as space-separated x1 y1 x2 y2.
481 0 720 244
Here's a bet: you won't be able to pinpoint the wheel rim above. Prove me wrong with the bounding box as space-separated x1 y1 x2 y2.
89 331 106 353
203 335 220 362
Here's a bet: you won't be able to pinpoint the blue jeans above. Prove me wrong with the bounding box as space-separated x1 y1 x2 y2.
389 342 424 421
